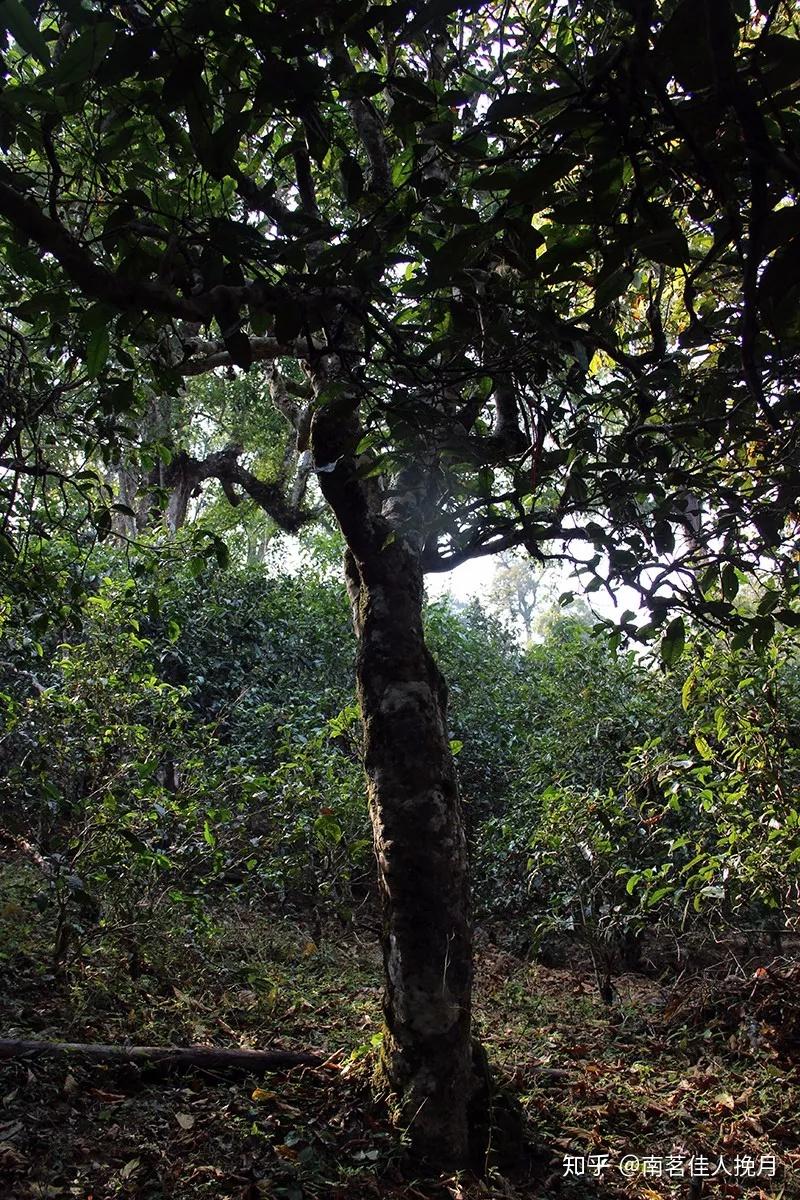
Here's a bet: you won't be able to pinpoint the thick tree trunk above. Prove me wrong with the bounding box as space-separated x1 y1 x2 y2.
308 348 479 1167
345 540 476 1167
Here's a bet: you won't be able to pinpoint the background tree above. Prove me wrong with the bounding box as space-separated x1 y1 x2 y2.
1 0 800 1167
485 550 557 642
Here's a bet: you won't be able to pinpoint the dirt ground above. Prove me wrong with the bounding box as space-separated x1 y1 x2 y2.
1 864 798 1199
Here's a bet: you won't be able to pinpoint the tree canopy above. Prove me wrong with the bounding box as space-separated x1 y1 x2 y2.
1 0 799 652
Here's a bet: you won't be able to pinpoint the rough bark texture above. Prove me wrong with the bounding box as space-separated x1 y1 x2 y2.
307 347 478 1167
346 540 475 1165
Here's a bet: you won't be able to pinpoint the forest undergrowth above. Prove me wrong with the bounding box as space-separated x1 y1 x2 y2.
1 859 797 1200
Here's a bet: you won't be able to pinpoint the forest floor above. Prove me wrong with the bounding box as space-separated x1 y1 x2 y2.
0 862 798 1200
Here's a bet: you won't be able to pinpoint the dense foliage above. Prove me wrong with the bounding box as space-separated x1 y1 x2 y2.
1 0 799 651
0 545 363 953
3 546 797 986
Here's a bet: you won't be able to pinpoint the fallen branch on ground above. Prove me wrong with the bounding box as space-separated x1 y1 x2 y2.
0 1038 573 1081
0 1039 326 1071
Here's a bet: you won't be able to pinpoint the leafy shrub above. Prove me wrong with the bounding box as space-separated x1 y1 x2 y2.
426 598 529 828
619 634 800 938
512 631 800 991
472 616 681 920
0 550 370 957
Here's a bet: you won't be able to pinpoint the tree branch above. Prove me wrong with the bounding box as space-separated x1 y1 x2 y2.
167 446 313 534
332 38 392 195
0 180 359 325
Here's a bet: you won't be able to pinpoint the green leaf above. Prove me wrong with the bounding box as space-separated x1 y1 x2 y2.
730 625 751 651
694 734 714 761
653 0 736 93
475 153 576 199
342 69 385 98
53 23 117 88
660 617 686 667
536 229 596 271
721 563 739 602
1 0 51 65
751 615 775 655
313 812 343 846
595 266 630 309
391 145 414 188
100 381 135 415
7 243 48 284
756 34 800 93
427 224 493 282
389 73 437 104
213 539 230 569
635 227 689 267
759 235 800 334
485 90 560 122
0 529 16 560
681 673 696 711
85 327 110 378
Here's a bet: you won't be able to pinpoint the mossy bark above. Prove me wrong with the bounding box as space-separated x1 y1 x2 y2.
309 368 477 1167
345 541 475 1166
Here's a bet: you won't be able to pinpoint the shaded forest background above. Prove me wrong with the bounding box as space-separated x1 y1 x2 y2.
3 528 798 979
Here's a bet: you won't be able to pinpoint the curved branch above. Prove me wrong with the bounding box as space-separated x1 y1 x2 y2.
178 333 327 377
167 447 313 533
180 336 286 375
